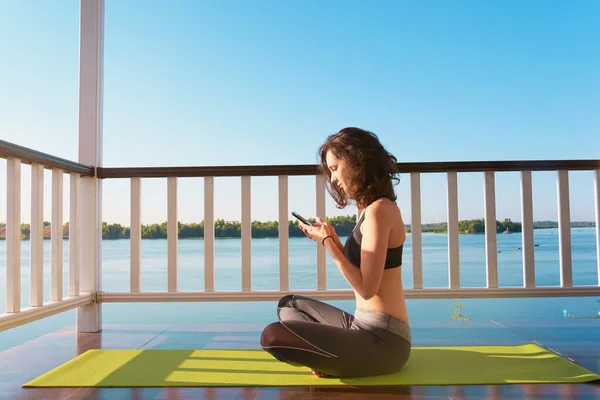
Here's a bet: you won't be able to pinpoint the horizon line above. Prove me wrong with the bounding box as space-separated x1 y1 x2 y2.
0 218 596 227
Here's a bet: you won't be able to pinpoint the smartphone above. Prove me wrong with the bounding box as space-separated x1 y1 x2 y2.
291 211 312 226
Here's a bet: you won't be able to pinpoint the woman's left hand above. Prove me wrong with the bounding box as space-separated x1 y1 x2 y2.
298 217 337 244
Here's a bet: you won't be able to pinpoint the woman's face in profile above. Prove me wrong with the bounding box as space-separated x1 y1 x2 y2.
325 150 349 195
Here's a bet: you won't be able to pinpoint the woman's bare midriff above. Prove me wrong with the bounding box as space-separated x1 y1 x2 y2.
355 267 409 324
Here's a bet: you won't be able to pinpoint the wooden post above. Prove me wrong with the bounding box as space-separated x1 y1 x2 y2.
76 0 104 333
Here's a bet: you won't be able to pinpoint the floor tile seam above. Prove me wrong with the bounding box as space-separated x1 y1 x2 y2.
63 387 86 400
136 328 170 350
490 320 537 343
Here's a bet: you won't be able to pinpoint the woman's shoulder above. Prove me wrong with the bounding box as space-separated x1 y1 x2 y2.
360 198 404 236
364 197 399 220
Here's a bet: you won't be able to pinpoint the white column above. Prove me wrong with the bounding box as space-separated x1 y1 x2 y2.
76 0 104 333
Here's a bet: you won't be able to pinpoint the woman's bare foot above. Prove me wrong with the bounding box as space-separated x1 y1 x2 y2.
311 369 329 378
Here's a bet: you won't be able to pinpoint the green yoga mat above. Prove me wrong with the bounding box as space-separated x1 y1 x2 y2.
23 344 599 387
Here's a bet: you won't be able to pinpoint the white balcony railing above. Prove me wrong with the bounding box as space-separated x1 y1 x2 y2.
4 137 600 334
4 154 600 342
0 141 96 332
95 161 600 305
2 137 600 333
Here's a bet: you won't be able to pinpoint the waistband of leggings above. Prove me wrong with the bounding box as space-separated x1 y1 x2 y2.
354 308 411 343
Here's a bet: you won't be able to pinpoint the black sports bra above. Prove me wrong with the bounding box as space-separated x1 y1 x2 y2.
343 198 404 270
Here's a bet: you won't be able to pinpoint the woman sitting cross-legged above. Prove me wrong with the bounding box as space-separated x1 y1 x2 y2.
260 127 411 378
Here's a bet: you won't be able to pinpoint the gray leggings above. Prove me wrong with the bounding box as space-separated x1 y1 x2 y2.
260 294 412 378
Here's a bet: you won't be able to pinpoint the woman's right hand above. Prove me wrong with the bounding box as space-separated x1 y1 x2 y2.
299 218 337 245
298 221 314 240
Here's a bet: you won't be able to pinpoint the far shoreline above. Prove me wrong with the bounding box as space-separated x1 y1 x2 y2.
0 225 595 241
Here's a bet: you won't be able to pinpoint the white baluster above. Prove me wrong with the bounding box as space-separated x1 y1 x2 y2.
595 170 600 286
316 174 326 290
484 171 498 288
51 168 64 301
278 176 289 291
69 173 80 296
241 176 252 291
130 177 141 292
31 163 44 306
6 157 21 313
557 170 572 287
204 176 215 292
447 171 460 289
410 172 423 289
520 171 535 287
167 176 178 292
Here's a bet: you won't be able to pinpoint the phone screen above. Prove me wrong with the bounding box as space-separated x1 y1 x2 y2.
291 211 312 226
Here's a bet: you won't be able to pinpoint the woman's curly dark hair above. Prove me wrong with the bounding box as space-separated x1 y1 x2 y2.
318 127 400 209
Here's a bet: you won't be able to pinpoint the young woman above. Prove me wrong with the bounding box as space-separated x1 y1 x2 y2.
260 127 411 378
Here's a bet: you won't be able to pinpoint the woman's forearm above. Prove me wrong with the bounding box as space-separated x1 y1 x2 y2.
333 235 344 253
323 236 364 294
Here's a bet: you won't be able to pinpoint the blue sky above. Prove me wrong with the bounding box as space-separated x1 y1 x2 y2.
1 0 599 225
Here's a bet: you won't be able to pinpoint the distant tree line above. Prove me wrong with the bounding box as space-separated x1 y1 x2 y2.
404 219 595 234
405 218 522 234
0 216 357 240
0 217 595 240
533 220 595 229
109 215 358 239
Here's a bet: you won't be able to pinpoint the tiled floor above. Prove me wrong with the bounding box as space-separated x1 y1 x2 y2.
1 319 599 399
